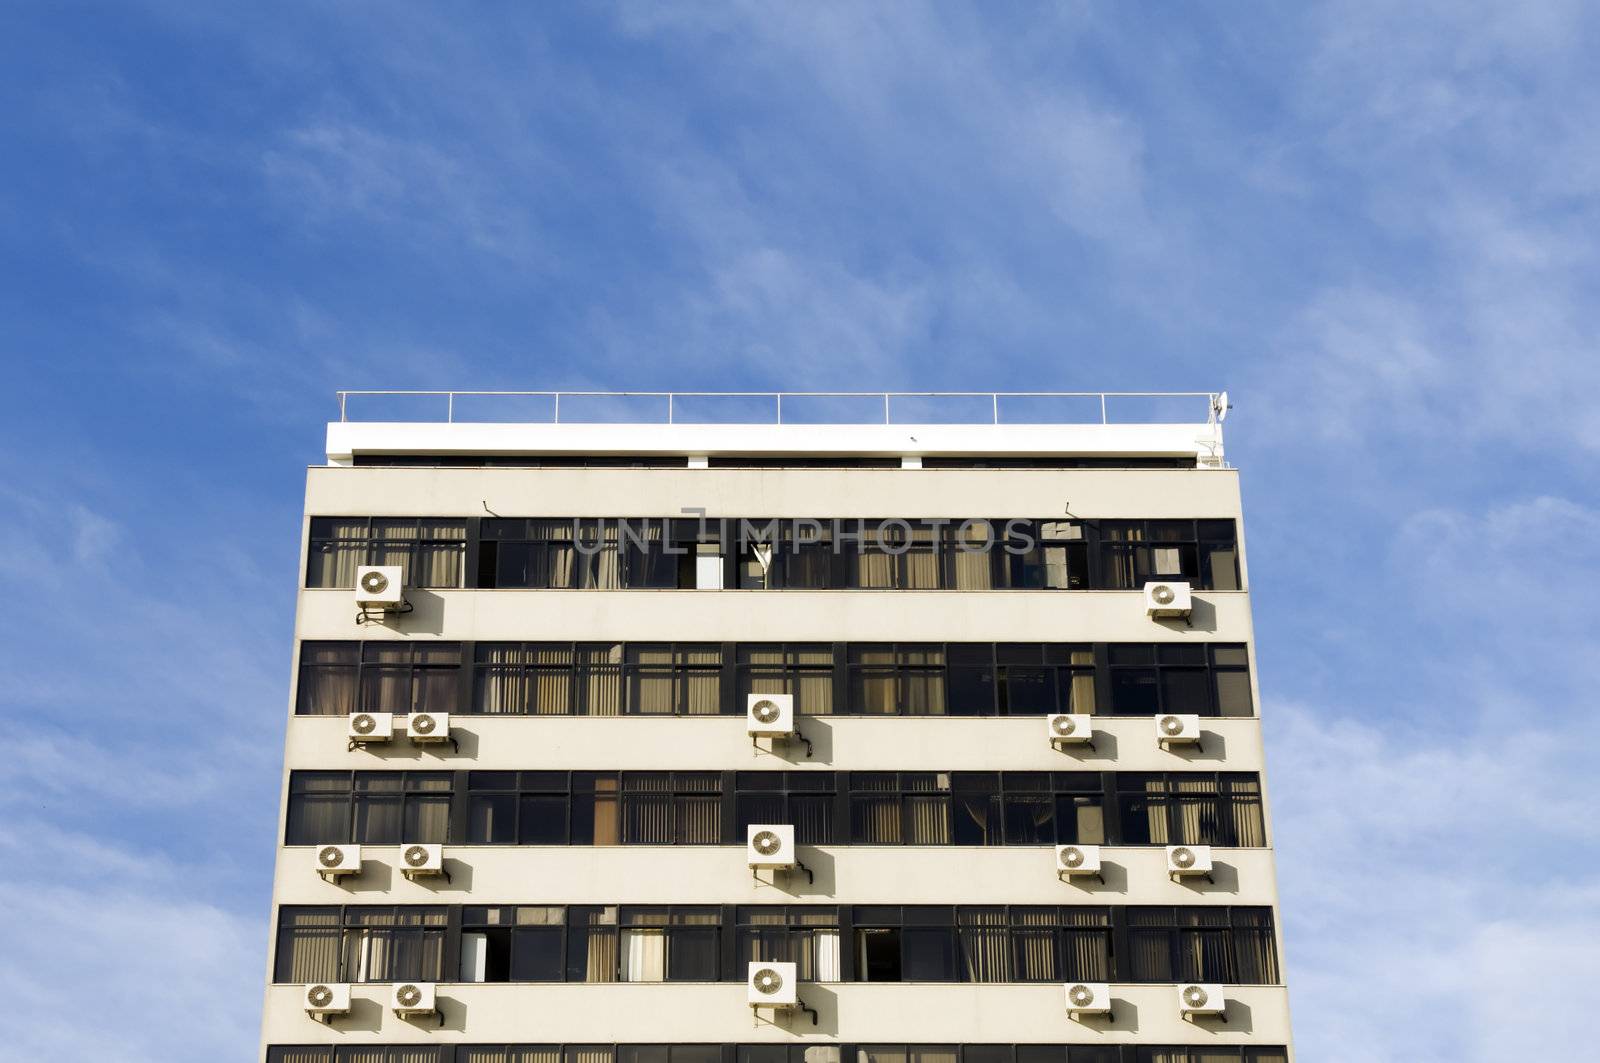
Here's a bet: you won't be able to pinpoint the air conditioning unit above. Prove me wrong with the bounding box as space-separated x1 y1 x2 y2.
747 824 796 869
400 843 445 878
1064 981 1112 1017
1178 982 1226 1019
316 844 362 880
747 693 796 738
1166 844 1214 880
304 982 351 1018
348 711 395 744
355 566 405 610
407 711 451 744
1055 844 1103 878
1156 713 1201 747
747 961 799 1008
1047 713 1093 747
1145 580 1192 618
390 981 438 1018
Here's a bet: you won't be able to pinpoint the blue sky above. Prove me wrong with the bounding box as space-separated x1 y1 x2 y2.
2 2 1597 1059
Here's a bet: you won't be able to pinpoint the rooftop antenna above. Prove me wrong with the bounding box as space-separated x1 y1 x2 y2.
1211 391 1231 423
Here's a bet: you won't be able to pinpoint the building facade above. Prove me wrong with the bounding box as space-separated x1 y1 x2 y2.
259 392 1293 1063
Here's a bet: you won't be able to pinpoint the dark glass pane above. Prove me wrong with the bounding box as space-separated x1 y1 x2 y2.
520 796 568 844
1111 669 1160 713
901 927 956 980
510 928 564 981
1161 669 1212 713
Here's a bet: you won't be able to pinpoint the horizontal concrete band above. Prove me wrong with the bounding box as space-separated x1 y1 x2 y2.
264 982 1289 1046
285 715 1265 772
271 846 1280 906
297 590 1254 644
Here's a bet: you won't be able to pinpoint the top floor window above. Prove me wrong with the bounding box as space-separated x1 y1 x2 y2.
1097 520 1239 591
306 518 466 589
309 516 1241 591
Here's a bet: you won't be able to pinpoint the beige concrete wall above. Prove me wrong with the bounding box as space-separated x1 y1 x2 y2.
296 589 1254 644
282 714 1265 771
304 466 1242 521
262 982 1291 1047
270 845 1280 906
266 459 1289 1060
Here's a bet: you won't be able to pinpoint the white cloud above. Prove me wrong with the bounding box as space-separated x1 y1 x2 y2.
0 827 262 1063
1269 700 1600 1062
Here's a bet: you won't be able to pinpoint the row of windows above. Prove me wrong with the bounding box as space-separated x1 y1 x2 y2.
274 904 1279 987
295 641 1253 718
270 1046 1287 1063
286 770 1266 848
307 518 1240 592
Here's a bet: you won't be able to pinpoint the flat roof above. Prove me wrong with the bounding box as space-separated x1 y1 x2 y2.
324 391 1230 465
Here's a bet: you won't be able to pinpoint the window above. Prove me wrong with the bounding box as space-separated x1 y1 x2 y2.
735 906 842 981
853 906 957 981
1125 907 1279 984
945 644 1095 716
1117 773 1266 846
619 772 722 843
566 906 619 983
306 518 465 588
949 773 1105 847
848 646 947 715
295 642 463 716
472 643 724 715
465 772 723 846
460 906 565 983
268 1050 451 1063
1107 644 1252 717
619 907 722 982
737 644 834 715
274 906 446 983
953 907 1111 983
737 520 835 589
286 772 452 845
1096 519 1239 591
850 773 952 844
467 771 571 844
1003 521 1088 589
478 519 698 589
735 772 838 843
475 643 625 715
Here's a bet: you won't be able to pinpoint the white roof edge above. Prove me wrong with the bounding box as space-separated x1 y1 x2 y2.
326 421 1225 464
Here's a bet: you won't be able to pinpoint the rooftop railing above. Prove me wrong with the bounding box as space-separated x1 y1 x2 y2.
334 390 1226 426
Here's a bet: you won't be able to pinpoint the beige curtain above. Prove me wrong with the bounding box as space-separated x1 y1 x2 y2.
1012 908 1058 981
621 928 665 981
958 908 1009 981
576 644 622 715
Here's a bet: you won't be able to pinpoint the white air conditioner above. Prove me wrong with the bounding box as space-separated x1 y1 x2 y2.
1178 982 1226 1019
747 824 797 869
407 711 451 744
1145 580 1193 618
315 844 362 880
747 693 796 737
390 981 438 1018
348 711 395 743
355 566 405 609
400 843 444 878
747 961 799 1008
1047 713 1093 747
1155 713 1201 747
1055 844 1103 878
1166 844 1214 879
304 982 351 1018
1064 981 1112 1017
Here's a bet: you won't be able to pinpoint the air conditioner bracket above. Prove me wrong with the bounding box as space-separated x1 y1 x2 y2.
356 600 414 626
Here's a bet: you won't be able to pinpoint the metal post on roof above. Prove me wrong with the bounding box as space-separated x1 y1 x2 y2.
668 393 674 424
447 393 454 424
992 393 999 424
554 392 562 424
1100 394 1108 425
776 394 783 424
883 393 891 424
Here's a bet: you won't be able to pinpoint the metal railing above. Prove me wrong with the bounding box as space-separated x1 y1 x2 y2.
334 390 1223 426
